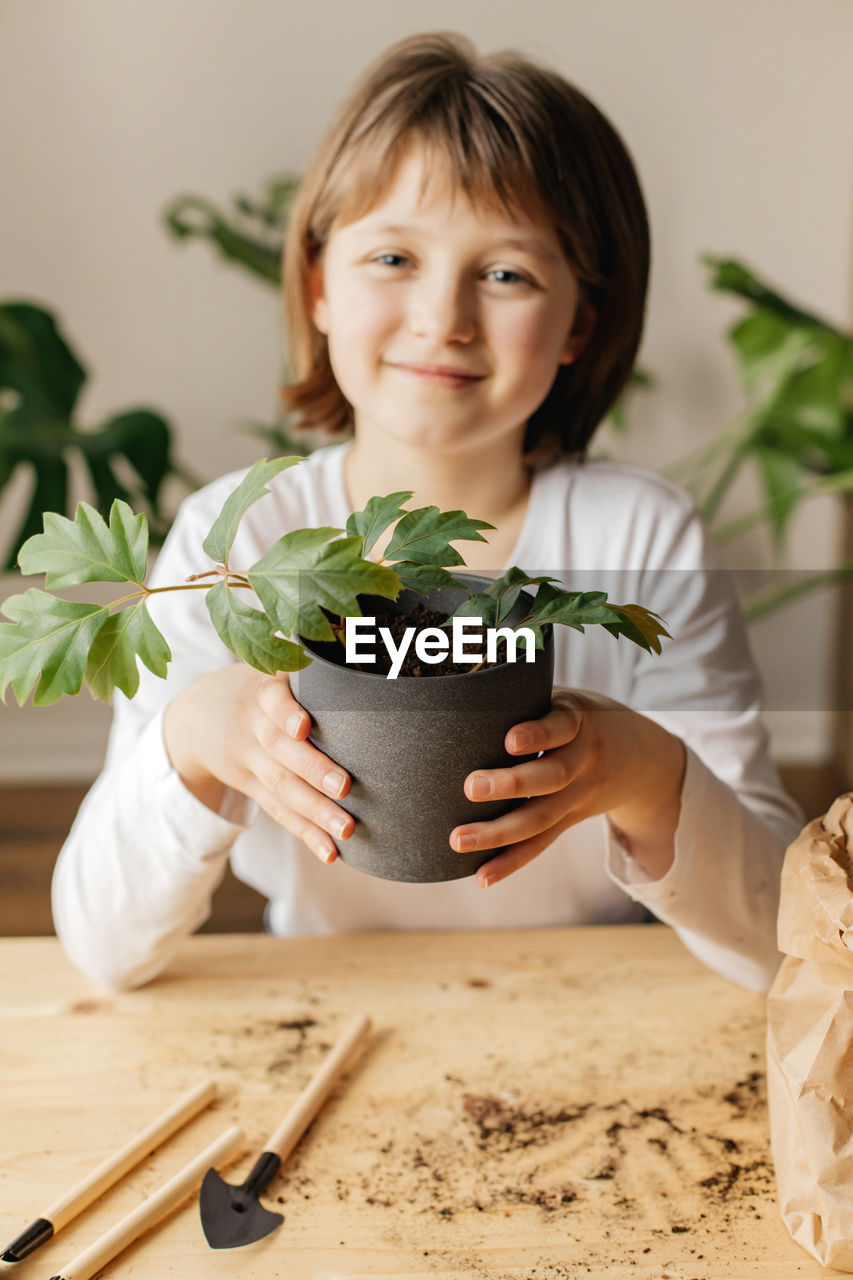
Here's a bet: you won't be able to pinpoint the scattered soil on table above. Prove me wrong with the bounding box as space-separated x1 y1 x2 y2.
206 1015 333 1077
279 1059 772 1258
204 1014 774 1277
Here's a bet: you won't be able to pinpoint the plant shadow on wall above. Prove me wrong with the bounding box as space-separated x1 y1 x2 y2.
0 303 202 572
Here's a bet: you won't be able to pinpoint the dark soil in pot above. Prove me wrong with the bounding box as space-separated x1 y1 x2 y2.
291 574 555 883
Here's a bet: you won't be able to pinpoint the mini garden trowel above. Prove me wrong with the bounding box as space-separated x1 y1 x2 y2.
199 1013 371 1249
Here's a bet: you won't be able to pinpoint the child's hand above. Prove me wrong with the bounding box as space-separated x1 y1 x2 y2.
162 665 354 863
450 689 686 888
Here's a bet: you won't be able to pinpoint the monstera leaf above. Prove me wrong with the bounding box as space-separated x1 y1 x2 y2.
0 301 191 570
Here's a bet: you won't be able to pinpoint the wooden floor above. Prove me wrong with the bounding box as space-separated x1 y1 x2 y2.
0 766 848 937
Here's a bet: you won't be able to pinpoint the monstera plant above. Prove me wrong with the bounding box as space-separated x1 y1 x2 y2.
0 302 197 571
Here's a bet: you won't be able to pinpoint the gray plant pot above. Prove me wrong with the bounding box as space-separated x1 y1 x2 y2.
291 574 555 883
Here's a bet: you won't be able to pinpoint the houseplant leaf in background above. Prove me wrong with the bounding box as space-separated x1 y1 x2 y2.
0 302 197 571
668 257 853 619
163 174 299 286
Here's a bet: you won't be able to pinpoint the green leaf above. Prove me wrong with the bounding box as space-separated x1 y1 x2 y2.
525 588 612 630
0 588 108 706
0 312 183 568
728 313 816 395
701 257 842 335
515 584 670 656
483 568 559 624
393 563 468 595
0 302 86 417
753 447 805 545
248 530 401 642
17 499 148 587
602 605 671 655
383 506 494 566
202 457 303 564
84 601 172 703
762 340 849 439
163 194 285 285
447 570 555 632
0 430 69 571
346 491 413 557
84 408 173 508
205 580 311 674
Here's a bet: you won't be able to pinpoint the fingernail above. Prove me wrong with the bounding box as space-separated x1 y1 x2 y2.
287 712 305 737
510 731 532 752
479 873 495 888
311 834 335 861
455 833 477 853
331 815 351 840
469 775 491 800
323 770 346 798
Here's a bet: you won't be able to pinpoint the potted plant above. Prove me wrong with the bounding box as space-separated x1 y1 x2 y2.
0 457 667 882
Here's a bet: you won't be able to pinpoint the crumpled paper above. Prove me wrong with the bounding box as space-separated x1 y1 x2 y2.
767 793 853 1269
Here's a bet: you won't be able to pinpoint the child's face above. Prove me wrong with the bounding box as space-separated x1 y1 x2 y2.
310 143 590 460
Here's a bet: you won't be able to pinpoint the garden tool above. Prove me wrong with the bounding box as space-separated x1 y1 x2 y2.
199 1013 371 1249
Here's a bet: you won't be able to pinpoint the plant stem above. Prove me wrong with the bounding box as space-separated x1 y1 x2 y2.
715 470 853 545
107 577 252 610
699 450 747 523
741 562 853 621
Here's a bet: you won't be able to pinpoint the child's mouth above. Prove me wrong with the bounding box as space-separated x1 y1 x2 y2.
390 362 485 389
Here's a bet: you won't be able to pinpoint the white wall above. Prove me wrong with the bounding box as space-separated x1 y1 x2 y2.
1 0 851 780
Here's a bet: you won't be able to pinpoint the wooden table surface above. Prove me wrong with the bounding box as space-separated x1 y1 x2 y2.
0 928 839 1279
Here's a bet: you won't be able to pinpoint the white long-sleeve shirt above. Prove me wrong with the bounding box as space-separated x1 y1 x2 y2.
52 443 803 992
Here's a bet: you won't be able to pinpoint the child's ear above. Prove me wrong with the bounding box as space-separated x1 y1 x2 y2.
560 298 596 365
308 256 330 335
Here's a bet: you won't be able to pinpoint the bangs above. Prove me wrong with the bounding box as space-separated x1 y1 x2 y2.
308 86 602 288
324 126 540 234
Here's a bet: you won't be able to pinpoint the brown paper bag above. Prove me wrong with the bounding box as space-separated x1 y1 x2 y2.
767 793 853 1269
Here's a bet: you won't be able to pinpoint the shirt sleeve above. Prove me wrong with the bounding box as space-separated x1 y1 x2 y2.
51 489 254 990
600 486 804 992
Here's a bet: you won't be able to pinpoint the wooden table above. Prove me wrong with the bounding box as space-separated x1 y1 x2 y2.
0 928 837 1279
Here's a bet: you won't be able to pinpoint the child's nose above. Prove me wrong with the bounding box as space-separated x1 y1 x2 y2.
407 275 477 345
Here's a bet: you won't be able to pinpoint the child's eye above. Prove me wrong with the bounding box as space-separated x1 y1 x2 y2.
370 252 411 269
484 267 535 287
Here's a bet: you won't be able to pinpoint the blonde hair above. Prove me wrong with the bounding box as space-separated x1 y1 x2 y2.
282 32 649 460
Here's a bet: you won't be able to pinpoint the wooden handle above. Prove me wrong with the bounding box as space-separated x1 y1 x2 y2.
265 1013 371 1161
46 1077 218 1232
51 1124 243 1280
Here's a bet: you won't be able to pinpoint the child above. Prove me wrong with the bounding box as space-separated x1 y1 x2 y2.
52 31 803 992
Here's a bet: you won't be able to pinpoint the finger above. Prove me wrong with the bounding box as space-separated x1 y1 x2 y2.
251 700 351 801
474 821 572 887
248 747 355 845
451 792 582 854
256 673 312 741
464 749 575 804
505 697 583 754
243 780 339 863
239 764 352 864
